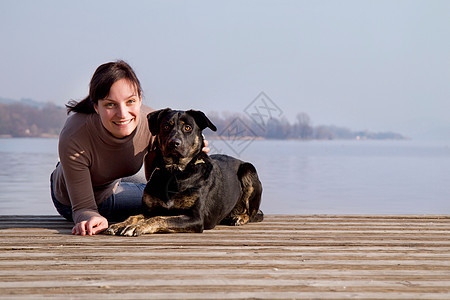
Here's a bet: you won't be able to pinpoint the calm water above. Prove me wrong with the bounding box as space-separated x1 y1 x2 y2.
0 138 449 215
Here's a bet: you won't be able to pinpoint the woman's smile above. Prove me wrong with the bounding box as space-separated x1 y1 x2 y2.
113 119 133 126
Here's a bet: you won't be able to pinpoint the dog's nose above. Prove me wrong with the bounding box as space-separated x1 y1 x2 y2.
168 138 182 149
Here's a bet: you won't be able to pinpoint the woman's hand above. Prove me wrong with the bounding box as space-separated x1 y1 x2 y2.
72 216 109 236
202 138 210 153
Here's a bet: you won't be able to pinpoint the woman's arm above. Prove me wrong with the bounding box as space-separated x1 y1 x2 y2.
60 157 109 235
58 132 108 234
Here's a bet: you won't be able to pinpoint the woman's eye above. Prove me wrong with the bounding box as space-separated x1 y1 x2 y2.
105 103 115 108
184 125 192 132
127 99 136 105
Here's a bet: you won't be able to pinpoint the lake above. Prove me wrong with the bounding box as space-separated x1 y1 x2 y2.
0 138 449 215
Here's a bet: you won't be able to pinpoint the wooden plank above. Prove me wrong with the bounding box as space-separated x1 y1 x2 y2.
0 215 450 299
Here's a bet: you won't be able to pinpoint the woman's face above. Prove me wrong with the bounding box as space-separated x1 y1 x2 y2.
94 78 142 138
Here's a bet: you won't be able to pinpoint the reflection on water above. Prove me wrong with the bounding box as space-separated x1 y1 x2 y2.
1 138 450 215
0 152 57 213
0 138 59 214
211 139 450 214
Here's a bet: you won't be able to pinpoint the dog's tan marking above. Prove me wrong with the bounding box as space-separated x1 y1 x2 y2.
234 214 250 226
142 193 163 210
177 135 201 171
105 214 146 235
241 173 254 210
111 215 201 236
172 193 198 210
194 159 205 165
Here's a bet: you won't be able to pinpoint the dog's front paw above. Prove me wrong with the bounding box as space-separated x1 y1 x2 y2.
119 224 141 236
105 223 124 235
107 223 151 236
105 215 147 236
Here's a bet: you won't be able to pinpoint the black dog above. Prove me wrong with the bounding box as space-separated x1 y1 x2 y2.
106 108 263 236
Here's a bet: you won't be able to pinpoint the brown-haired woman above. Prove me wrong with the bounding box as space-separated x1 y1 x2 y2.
51 60 209 235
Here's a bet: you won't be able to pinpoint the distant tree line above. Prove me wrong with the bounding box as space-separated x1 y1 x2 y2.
206 111 406 140
0 102 66 137
0 101 405 140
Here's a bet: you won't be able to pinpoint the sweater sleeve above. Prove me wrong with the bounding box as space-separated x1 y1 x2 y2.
58 134 102 224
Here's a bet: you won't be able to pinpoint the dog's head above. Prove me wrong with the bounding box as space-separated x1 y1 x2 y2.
147 108 217 171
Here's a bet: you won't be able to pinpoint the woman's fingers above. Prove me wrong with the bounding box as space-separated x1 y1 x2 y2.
72 221 87 235
202 139 210 153
90 217 109 235
72 216 108 235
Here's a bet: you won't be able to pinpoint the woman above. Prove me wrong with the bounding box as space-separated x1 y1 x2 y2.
50 60 208 236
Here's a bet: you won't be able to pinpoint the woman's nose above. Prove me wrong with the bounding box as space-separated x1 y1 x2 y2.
116 104 128 117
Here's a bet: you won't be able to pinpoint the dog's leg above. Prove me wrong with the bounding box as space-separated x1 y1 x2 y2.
220 199 250 226
220 163 263 226
240 163 263 223
113 215 204 236
105 214 145 235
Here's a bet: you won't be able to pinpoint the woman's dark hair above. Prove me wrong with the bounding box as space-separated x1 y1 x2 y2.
66 60 142 114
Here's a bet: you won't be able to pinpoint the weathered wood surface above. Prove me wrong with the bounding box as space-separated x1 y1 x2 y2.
1 215 450 299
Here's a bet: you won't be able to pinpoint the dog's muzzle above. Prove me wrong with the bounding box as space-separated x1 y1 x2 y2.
164 137 185 159
168 138 182 150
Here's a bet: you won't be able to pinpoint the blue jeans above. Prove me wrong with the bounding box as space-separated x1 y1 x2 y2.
50 171 146 222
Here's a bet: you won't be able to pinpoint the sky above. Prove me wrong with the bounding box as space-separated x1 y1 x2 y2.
1 0 449 139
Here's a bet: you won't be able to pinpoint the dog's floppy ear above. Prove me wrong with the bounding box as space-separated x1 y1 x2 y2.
186 110 217 132
147 108 173 135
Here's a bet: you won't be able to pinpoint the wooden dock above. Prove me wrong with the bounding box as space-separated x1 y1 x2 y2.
1 215 450 299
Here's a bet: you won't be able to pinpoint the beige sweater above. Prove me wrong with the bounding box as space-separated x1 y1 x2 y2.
51 107 153 224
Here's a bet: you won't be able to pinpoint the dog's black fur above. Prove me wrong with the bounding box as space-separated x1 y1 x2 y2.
106 108 263 236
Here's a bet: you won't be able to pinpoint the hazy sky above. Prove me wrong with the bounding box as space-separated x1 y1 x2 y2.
1 0 449 139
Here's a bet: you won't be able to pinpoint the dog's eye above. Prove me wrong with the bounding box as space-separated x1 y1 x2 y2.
184 125 192 132
163 125 171 131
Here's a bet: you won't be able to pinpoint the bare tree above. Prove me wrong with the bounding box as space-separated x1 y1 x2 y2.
295 112 313 139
